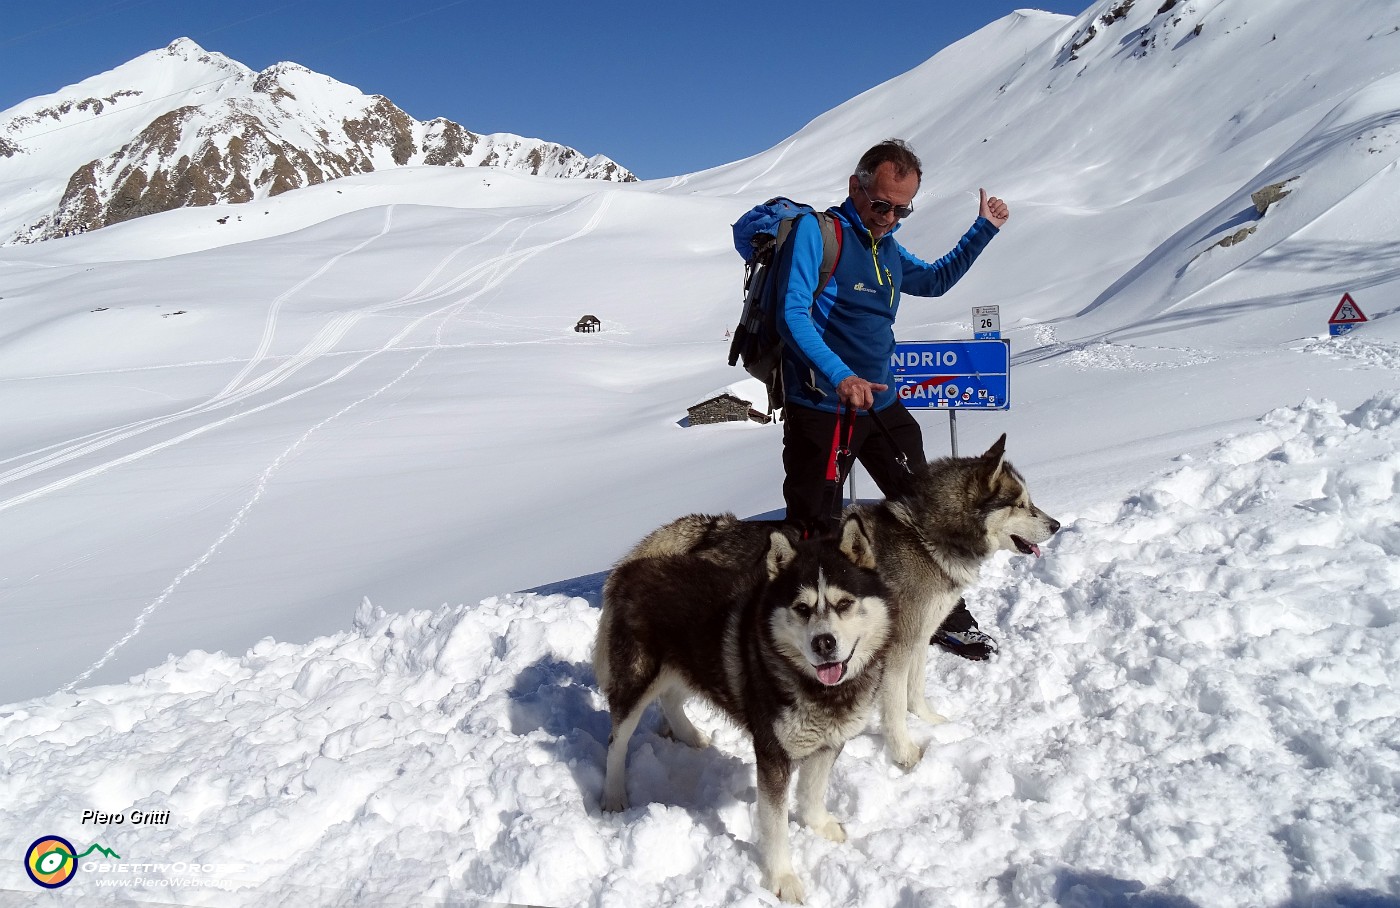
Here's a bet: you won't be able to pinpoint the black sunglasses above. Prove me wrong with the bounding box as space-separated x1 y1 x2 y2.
858 181 914 219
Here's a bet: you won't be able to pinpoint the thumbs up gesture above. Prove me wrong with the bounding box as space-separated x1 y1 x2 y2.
979 188 1009 228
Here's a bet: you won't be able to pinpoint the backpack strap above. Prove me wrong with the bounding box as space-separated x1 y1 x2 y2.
770 211 842 305
813 212 842 302
794 211 843 404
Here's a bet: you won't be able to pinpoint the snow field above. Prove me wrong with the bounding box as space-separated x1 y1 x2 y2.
3 393 1397 906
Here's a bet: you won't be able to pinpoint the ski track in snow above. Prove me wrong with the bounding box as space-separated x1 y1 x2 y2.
60 193 617 687
1016 323 1220 372
0 195 611 515
4 392 1398 906
732 138 799 198
215 205 400 400
0 209 510 493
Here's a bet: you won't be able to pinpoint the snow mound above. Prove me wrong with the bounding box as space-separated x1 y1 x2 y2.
3 394 1398 906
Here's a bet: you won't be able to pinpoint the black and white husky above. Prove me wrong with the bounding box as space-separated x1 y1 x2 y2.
594 520 892 904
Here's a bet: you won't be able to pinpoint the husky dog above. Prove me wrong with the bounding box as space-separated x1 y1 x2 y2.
843 433 1060 767
595 521 892 904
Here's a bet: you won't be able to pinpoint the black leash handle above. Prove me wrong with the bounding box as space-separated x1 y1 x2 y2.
868 407 913 474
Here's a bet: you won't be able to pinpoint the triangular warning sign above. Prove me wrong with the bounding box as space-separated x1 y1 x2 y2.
1329 293 1367 324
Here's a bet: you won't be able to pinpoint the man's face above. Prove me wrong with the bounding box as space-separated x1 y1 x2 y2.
848 162 919 242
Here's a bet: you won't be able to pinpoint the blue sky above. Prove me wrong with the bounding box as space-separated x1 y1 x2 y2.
1 1 1088 180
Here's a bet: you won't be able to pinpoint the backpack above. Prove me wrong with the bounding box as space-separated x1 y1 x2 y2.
728 198 842 414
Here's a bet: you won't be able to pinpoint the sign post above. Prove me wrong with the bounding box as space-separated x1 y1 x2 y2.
891 339 1010 456
1329 293 1367 336
973 305 1001 340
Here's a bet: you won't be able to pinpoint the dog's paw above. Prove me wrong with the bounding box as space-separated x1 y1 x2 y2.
890 740 924 770
912 704 947 726
599 790 628 813
769 871 806 904
658 720 711 749
809 815 847 843
677 727 711 749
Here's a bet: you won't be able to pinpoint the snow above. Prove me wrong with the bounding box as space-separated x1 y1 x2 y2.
4 396 1397 906
2 0 1400 905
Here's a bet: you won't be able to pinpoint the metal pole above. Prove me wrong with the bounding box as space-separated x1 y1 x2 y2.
847 468 856 508
949 410 959 458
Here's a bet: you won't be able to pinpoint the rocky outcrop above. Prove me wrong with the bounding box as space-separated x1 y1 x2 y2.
1251 178 1298 215
10 42 636 242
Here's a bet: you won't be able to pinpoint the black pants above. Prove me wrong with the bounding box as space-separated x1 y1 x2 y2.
781 401 979 636
781 401 926 530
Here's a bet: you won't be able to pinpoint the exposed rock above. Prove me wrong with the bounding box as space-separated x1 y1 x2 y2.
56 162 104 231
1251 177 1298 215
422 120 479 166
252 69 296 103
342 96 417 166
5 91 143 131
1072 25 1099 56
1101 0 1136 26
1216 226 1256 248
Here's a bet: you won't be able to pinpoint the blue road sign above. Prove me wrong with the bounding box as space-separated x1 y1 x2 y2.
891 339 1010 410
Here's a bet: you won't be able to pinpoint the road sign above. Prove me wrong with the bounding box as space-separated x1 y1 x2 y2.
891 339 1010 410
973 306 1001 340
1329 293 1367 336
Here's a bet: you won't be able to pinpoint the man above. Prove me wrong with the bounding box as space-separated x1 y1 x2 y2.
774 139 1008 661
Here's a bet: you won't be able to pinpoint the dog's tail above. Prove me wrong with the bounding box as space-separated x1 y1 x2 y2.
593 648 610 690
623 513 738 561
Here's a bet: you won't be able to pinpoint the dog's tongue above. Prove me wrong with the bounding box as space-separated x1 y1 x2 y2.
816 663 845 686
1029 542 1041 557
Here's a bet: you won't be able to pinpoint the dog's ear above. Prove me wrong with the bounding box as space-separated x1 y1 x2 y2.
980 433 1007 486
837 514 877 570
766 531 797 580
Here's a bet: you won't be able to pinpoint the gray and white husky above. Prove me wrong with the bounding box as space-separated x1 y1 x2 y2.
594 520 892 904
843 433 1060 767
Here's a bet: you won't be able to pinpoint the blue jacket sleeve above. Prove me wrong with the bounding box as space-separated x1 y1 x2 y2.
776 214 855 390
898 217 999 297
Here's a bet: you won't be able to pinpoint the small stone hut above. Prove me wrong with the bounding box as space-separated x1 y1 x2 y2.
574 314 601 333
687 393 770 425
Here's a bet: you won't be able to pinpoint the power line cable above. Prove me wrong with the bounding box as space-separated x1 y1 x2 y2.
4 0 478 145
0 0 164 49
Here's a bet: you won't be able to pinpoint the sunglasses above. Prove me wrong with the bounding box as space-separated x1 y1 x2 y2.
857 181 914 219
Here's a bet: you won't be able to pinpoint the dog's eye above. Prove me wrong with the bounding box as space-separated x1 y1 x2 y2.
833 597 854 614
792 604 813 619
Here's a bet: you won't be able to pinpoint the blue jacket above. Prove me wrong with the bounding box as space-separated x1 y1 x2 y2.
776 198 999 413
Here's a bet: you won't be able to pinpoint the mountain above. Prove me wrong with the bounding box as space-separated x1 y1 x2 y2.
678 0 1400 348
1 1 1399 904
0 38 635 244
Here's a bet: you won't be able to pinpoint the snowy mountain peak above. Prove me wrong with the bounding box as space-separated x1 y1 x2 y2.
159 36 245 68
0 38 635 244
